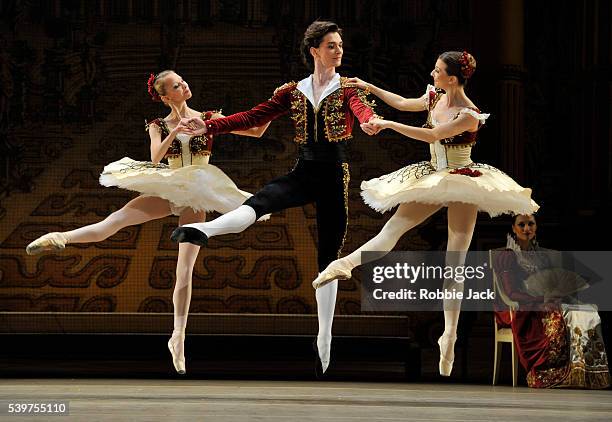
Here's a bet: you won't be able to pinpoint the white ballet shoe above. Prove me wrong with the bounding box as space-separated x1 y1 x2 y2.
312 259 352 289
26 232 68 255
438 334 457 377
168 331 186 374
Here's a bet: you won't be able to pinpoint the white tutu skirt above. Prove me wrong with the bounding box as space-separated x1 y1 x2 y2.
100 157 264 217
361 161 539 217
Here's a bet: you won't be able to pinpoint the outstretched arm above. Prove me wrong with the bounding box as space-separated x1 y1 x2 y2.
346 77 427 112
365 113 479 144
181 86 293 136
211 112 271 138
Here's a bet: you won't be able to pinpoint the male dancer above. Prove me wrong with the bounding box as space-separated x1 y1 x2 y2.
172 20 378 374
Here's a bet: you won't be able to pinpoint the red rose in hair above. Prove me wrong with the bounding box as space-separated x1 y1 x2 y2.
147 73 161 102
459 51 475 80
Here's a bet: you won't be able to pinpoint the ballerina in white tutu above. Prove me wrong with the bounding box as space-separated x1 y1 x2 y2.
26 70 269 374
312 51 539 376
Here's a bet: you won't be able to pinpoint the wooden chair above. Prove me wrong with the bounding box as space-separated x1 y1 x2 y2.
490 249 519 387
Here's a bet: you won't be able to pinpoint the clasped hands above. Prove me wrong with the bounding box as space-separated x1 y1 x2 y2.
360 118 386 136
175 116 208 136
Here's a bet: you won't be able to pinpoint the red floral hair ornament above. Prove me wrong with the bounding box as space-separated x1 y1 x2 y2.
147 73 161 102
459 51 475 80
449 167 482 177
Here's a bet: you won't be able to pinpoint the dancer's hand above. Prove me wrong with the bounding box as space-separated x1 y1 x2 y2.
345 77 369 91
362 118 387 135
360 122 377 136
180 117 207 136
173 120 191 135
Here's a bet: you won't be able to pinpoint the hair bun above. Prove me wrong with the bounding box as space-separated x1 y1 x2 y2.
460 51 476 79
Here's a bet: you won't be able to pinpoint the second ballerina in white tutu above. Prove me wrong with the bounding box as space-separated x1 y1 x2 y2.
312 51 539 377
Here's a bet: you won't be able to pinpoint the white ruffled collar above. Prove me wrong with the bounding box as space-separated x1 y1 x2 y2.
506 234 545 274
297 73 341 109
506 233 523 252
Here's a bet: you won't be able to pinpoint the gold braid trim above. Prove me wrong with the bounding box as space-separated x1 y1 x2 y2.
342 77 383 121
355 87 377 110
324 89 350 142
337 163 351 258
272 81 297 98
290 89 307 144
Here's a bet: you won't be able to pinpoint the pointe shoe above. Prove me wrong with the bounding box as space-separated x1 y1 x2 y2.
168 332 186 375
438 334 457 377
313 338 331 378
26 232 68 255
170 226 208 247
312 259 352 289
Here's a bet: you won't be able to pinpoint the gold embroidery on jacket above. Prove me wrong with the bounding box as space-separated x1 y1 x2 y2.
273 81 297 98
290 90 307 144
337 162 351 258
324 89 350 142
356 87 377 110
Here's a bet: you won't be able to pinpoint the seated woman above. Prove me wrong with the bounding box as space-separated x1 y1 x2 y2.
493 214 610 388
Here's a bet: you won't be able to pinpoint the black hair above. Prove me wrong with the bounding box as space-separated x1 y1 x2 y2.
300 20 343 71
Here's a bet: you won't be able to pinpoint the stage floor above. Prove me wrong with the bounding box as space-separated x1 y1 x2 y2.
1 379 611 421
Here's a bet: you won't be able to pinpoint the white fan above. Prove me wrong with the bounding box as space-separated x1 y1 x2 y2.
523 268 589 299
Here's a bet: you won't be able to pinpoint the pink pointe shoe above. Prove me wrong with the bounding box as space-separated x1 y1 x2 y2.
168 331 186 374
438 334 457 376
26 232 68 255
312 259 353 289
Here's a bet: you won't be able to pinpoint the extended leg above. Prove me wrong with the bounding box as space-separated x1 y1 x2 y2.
312 202 441 288
26 196 172 254
171 170 312 246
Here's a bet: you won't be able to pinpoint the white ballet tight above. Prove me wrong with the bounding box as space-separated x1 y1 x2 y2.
63 196 172 243
337 202 478 339
183 203 341 370
315 279 337 369
59 195 205 358
183 204 257 237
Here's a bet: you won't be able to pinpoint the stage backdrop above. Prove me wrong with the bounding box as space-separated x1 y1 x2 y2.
0 0 609 340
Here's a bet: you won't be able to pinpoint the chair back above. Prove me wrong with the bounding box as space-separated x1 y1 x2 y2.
489 248 519 316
